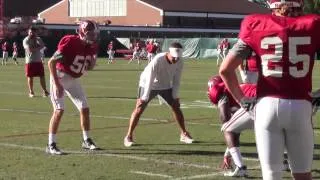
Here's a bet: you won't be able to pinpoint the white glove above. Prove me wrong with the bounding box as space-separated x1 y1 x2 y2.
239 97 256 111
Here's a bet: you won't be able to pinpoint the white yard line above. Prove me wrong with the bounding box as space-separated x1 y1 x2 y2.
0 108 319 136
129 171 173 178
0 142 213 169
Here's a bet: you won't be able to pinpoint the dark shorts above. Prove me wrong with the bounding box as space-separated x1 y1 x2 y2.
138 87 174 105
25 62 45 77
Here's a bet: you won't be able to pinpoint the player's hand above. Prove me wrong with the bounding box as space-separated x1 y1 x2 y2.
239 96 256 111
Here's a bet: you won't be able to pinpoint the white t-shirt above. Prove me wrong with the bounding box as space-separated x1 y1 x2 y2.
139 52 183 101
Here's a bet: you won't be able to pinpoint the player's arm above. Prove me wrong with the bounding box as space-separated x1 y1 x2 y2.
217 96 232 124
48 51 64 97
219 39 251 103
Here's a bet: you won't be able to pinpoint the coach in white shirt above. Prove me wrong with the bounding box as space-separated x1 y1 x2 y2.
124 42 194 147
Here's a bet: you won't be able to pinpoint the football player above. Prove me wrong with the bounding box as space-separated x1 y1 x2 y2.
107 41 115 64
219 0 320 179
208 75 256 177
124 42 194 147
11 42 18 65
1 41 9 65
46 20 100 155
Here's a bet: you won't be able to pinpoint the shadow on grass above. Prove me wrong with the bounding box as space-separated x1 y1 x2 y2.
87 96 136 100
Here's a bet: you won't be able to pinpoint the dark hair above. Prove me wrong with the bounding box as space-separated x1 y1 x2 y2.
170 42 183 49
28 26 37 31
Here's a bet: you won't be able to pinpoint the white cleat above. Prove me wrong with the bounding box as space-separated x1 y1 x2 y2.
123 136 134 147
46 143 63 155
224 166 248 177
82 138 98 150
180 132 194 144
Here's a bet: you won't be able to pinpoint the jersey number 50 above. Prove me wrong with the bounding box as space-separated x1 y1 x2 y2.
70 55 91 74
261 36 311 78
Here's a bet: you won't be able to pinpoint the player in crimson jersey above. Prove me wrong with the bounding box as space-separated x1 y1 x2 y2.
219 0 320 179
11 42 18 65
2 41 9 65
238 52 258 84
208 75 256 177
107 41 115 64
46 20 100 155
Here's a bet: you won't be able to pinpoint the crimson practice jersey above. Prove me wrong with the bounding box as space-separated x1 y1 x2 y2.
246 52 258 72
55 35 97 78
208 81 256 107
239 14 320 100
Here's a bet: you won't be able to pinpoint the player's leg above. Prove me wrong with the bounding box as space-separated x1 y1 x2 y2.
65 78 98 150
32 62 49 96
222 108 253 176
124 87 156 146
4 52 8 65
285 100 313 180
159 89 194 144
47 74 66 155
255 97 285 180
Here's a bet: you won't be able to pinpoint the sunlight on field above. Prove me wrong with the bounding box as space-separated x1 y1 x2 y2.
0 58 318 179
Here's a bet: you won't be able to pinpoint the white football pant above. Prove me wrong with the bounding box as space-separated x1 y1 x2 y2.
255 97 313 180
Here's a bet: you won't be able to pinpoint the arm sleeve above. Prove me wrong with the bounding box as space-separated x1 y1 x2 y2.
140 62 157 101
172 61 183 99
51 36 71 61
230 39 252 60
57 36 71 55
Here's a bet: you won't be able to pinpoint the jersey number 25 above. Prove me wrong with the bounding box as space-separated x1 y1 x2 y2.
261 36 311 78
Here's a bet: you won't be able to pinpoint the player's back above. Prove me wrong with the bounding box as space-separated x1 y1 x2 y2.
240 14 320 100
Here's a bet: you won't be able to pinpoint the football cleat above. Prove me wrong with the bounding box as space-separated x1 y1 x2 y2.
224 165 248 177
282 159 291 172
42 91 50 98
180 132 194 144
220 155 233 170
123 136 134 147
82 138 98 150
29 93 35 98
46 143 63 155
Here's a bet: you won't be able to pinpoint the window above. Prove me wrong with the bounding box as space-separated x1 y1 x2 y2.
69 0 127 17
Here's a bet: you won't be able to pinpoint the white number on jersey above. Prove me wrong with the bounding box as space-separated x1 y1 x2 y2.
261 36 310 78
70 55 91 74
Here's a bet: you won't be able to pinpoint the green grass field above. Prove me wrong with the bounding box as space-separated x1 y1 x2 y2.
0 58 319 180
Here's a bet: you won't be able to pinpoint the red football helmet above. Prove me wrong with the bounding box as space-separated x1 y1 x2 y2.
78 20 100 44
207 75 225 105
267 0 303 9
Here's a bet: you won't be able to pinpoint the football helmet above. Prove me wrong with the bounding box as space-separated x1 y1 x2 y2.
77 20 100 44
267 0 303 9
207 75 225 105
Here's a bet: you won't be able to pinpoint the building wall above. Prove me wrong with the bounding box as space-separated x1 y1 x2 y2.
40 0 162 26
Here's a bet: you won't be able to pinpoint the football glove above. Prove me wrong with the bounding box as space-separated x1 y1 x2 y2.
239 97 256 111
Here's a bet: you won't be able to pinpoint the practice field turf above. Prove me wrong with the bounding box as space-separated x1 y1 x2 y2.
0 58 319 180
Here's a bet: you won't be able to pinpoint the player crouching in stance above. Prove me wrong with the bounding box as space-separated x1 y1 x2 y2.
208 75 255 177
124 42 194 147
46 20 100 155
